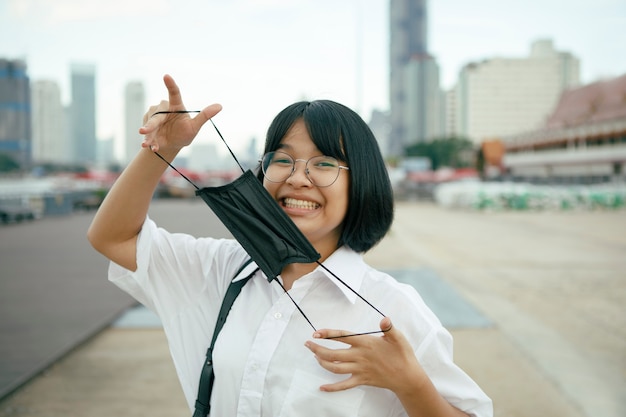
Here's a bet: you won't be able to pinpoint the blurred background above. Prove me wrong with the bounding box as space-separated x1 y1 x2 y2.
1 0 625 211
1 1 625 416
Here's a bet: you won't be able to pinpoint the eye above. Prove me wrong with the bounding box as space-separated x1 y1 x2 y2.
269 152 293 165
312 156 339 169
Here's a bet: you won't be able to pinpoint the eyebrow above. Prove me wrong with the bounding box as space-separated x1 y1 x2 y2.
276 143 293 151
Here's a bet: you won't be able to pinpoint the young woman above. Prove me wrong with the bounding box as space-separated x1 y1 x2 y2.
88 75 492 417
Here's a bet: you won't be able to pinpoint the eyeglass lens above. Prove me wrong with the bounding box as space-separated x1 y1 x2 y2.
262 152 343 187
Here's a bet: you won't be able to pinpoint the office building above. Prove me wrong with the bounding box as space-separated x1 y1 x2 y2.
70 63 97 164
31 80 69 163
389 0 443 157
97 136 115 167
124 81 145 165
0 58 31 168
403 56 444 144
456 39 580 145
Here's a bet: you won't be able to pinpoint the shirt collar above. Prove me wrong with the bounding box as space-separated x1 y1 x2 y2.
232 260 261 282
235 247 367 303
315 247 366 304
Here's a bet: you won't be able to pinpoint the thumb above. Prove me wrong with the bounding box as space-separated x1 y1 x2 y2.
191 103 223 132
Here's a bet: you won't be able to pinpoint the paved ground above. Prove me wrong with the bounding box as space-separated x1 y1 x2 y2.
0 211 136 400
1 200 625 417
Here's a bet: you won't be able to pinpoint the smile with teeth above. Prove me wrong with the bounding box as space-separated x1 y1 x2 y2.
283 197 320 210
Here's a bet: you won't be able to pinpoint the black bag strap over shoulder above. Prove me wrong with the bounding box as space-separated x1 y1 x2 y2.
192 258 258 417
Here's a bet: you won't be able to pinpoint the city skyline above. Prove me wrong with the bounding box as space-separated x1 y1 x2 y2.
2 0 625 162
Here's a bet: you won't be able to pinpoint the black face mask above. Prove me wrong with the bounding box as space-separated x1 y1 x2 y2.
150 112 319 281
195 169 320 281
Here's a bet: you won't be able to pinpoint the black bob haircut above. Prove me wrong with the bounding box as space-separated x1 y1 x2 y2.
256 99 394 253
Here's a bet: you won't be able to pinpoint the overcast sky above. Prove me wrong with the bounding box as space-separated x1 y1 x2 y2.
1 0 625 160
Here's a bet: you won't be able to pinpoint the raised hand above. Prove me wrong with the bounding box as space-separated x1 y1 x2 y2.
140 74 222 153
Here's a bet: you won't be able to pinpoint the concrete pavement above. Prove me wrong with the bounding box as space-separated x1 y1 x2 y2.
1 200 624 417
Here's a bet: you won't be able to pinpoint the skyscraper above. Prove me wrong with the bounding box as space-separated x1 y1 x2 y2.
31 80 68 163
70 63 97 164
124 81 145 165
389 0 442 157
0 58 31 168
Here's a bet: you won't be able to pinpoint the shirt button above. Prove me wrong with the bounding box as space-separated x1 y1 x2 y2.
274 312 282 319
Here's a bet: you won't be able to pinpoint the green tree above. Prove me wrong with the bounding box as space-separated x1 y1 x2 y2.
0 153 20 173
405 137 475 170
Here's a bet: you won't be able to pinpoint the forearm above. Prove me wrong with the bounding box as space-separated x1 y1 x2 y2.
395 368 469 417
87 146 179 269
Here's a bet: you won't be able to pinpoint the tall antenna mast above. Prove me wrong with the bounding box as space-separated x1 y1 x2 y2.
355 0 364 116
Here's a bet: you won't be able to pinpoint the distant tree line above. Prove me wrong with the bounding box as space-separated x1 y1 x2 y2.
0 153 20 173
404 137 475 170
0 152 121 175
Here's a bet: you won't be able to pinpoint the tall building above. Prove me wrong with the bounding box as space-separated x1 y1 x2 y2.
70 63 97 164
444 88 457 137
403 56 444 144
97 136 115 167
389 0 442 157
456 39 580 144
124 81 145 165
0 58 31 168
31 80 69 163
367 109 391 159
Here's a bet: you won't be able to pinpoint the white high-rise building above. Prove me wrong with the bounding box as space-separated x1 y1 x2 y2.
444 87 457 137
31 80 69 163
456 39 580 144
124 81 145 165
70 63 97 164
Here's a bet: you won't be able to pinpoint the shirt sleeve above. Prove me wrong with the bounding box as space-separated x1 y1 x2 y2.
392 281 493 417
108 216 249 322
420 327 493 417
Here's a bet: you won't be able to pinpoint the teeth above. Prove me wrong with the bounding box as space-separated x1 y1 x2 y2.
284 198 320 210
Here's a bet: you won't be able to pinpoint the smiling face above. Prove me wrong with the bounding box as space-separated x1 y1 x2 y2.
263 118 350 258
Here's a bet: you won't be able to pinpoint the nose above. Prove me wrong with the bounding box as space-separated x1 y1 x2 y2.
286 159 312 186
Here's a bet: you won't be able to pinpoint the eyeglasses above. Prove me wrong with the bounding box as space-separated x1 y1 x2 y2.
261 151 349 187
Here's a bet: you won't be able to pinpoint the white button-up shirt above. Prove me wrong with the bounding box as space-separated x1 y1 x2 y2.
109 218 492 417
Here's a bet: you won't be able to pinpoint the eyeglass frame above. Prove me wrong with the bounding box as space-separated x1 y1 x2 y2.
260 151 350 187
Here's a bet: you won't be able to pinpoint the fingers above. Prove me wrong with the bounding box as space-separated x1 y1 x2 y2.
163 74 184 108
319 378 358 393
305 340 353 363
137 74 223 153
312 317 392 340
312 328 355 341
140 101 169 134
380 317 393 333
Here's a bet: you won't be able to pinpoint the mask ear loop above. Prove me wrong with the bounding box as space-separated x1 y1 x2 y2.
271 275 388 340
149 110 246 179
149 110 389 340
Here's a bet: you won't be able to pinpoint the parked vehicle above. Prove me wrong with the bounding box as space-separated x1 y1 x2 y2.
0 204 36 224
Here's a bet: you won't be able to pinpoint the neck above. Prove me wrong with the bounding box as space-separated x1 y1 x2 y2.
280 242 339 290
279 262 317 291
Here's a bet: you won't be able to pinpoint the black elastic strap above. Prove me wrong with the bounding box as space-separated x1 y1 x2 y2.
192 259 257 417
